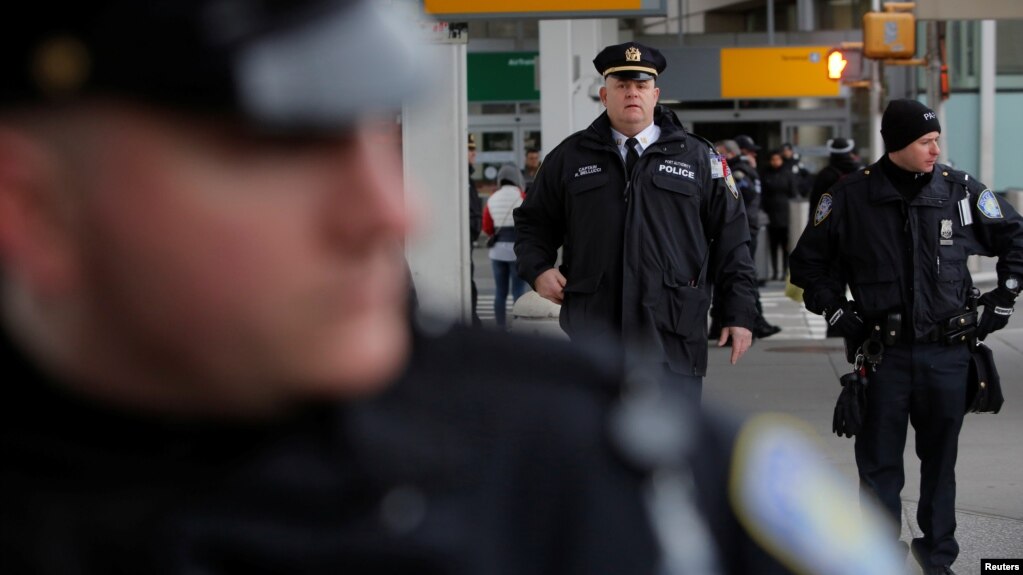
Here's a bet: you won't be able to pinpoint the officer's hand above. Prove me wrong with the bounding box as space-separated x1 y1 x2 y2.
824 300 867 342
717 326 752 365
534 268 567 305
977 287 1016 341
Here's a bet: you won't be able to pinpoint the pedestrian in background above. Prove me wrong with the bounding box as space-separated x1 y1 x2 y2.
791 99 1023 575
483 164 528 328
780 142 812 198
522 147 541 195
712 137 780 340
809 137 864 220
467 134 484 327
515 42 758 400
760 148 799 281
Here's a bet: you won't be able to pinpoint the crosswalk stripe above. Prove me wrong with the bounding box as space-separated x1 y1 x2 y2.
476 288 826 339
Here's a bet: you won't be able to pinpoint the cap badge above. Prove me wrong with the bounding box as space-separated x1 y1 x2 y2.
32 36 91 98
625 46 641 62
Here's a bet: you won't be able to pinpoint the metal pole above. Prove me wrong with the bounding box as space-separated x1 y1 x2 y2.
979 20 996 185
677 0 684 46
869 0 883 161
767 0 775 45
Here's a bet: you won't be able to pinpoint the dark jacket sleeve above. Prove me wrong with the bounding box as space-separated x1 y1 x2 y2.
704 160 758 329
514 146 567 286
808 166 839 223
790 186 847 314
965 179 1023 281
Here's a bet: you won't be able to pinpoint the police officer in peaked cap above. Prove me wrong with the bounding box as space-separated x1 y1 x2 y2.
515 41 759 400
0 4 905 573
791 98 1023 575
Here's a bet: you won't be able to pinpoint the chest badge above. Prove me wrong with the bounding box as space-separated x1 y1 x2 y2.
814 193 833 226
940 218 954 245
977 189 1004 219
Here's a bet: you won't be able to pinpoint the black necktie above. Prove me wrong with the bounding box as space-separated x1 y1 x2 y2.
625 137 639 176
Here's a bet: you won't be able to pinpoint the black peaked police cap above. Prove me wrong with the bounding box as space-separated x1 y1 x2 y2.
0 0 425 133
593 41 666 81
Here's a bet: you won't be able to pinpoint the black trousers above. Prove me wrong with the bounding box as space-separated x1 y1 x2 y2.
766 225 789 279
854 342 969 567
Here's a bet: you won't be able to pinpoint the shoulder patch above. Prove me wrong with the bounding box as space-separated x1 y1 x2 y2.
977 189 1004 219
722 159 739 199
729 415 905 575
814 193 833 226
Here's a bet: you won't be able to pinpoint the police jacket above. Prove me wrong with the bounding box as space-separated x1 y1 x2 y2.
0 322 826 575
791 159 1023 340
515 106 758 376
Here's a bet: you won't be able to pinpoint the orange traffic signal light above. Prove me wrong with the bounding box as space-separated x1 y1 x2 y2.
825 46 863 85
827 49 848 81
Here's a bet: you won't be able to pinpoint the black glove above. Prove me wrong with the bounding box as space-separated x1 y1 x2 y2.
833 371 868 438
977 287 1016 341
824 300 867 342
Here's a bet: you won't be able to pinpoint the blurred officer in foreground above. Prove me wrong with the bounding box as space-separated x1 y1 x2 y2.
0 3 905 574
791 98 1023 575
515 42 758 400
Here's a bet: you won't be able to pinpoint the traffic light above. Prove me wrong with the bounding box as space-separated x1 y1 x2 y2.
827 49 847 80
826 46 863 84
863 9 916 59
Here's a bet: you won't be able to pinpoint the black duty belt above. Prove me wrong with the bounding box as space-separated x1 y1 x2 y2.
869 309 978 346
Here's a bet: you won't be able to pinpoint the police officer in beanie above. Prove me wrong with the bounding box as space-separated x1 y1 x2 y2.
0 3 910 574
790 98 1023 575
515 42 758 398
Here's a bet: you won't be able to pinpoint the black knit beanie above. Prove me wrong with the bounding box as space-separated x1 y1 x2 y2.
881 99 941 152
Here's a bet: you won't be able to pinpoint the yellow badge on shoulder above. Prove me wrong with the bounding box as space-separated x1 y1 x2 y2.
729 415 905 575
814 193 833 226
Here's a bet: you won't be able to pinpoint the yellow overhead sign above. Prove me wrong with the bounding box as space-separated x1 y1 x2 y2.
720 46 840 99
424 0 663 18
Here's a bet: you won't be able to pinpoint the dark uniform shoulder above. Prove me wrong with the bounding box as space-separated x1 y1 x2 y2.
836 164 871 187
939 165 986 193
687 131 718 155
410 320 625 399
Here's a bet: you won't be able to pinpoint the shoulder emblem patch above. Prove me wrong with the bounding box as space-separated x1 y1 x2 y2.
814 193 833 226
977 189 1003 219
729 415 906 575
721 158 738 199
